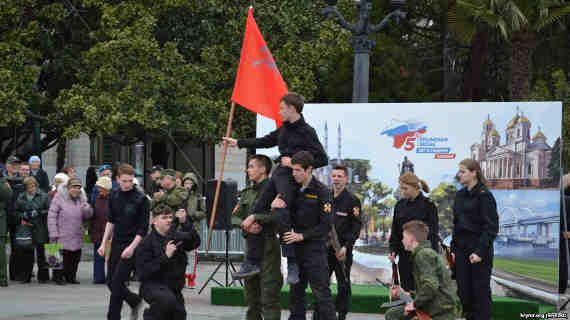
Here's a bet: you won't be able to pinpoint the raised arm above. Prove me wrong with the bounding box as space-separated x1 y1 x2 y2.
237 127 280 149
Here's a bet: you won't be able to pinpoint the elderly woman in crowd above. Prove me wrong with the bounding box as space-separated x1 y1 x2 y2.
49 173 69 200
48 178 93 285
88 176 112 284
15 177 51 283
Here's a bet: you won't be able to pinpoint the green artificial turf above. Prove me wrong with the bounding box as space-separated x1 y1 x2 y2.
494 257 557 284
211 283 556 319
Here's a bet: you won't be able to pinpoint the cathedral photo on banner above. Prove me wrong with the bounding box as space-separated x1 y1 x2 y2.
256 101 562 305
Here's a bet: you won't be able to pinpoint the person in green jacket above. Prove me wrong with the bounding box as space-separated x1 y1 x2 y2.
182 173 206 231
150 169 189 229
386 220 457 320
14 176 51 283
233 154 283 320
181 172 206 289
0 176 13 286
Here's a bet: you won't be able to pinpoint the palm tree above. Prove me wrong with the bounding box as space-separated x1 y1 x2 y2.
449 0 570 100
447 0 527 100
509 0 570 100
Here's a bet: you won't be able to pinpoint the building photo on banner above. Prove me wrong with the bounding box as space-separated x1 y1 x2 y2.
257 101 563 307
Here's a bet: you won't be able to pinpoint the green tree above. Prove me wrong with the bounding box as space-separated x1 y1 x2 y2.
1 0 347 158
355 180 393 237
509 0 570 100
530 69 569 173
430 182 457 236
0 0 99 159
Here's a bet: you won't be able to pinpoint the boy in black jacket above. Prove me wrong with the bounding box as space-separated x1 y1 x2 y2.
136 204 201 320
224 92 328 284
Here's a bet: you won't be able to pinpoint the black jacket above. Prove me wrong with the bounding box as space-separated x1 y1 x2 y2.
108 188 149 244
390 193 439 256
291 176 332 241
15 191 51 245
332 188 362 249
451 183 498 257
136 221 200 291
237 115 328 169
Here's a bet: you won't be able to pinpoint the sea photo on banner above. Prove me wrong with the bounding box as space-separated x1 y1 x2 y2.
257 101 562 302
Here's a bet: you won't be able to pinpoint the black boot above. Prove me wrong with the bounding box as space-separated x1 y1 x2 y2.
312 311 319 320
287 262 300 284
232 261 260 280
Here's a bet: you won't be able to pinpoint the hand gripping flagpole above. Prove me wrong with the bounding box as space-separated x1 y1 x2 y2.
206 102 236 253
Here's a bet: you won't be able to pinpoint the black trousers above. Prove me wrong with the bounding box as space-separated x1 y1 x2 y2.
327 247 353 314
19 244 49 282
247 166 298 263
106 241 141 320
289 241 336 320
141 283 186 320
455 246 493 320
397 250 415 292
53 249 81 282
8 222 19 281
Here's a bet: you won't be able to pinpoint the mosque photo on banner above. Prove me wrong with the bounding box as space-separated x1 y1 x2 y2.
257 101 562 304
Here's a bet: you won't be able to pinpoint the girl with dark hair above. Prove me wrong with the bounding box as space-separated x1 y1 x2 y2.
389 171 439 291
451 159 498 320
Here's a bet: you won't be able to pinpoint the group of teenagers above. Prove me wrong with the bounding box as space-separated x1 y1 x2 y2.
224 92 499 320
0 91 500 320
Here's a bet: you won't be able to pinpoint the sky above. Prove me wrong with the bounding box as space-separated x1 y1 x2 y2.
256 101 562 196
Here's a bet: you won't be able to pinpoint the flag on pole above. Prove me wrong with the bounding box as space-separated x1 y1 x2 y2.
231 7 288 128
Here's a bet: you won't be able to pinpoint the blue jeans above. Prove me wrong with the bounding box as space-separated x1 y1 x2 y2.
93 243 106 283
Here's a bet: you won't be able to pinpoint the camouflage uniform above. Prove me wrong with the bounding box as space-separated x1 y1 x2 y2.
182 173 206 232
234 179 282 320
150 180 188 230
385 241 457 320
0 177 13 283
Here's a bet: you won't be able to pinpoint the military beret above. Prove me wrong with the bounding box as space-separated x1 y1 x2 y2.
161 169 177 179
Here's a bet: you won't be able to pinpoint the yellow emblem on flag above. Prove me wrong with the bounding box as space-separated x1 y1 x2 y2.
353 207 360 217
323 202 332 213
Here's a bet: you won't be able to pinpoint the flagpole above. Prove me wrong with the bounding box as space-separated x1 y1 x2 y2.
206 102 236 253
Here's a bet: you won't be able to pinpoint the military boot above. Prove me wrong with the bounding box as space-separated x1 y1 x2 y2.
232 261 260 280
287 262 300 284
312 311 319 320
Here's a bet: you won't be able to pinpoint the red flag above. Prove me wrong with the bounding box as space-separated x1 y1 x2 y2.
231 7 288 128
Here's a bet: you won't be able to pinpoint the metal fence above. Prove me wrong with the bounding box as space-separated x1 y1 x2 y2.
196 220 245 255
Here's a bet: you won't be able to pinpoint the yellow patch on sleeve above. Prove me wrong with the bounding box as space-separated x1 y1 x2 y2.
305 194 318 199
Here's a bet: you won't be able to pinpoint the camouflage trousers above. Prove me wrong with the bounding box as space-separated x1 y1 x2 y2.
244 235 283 320
385 305 456 320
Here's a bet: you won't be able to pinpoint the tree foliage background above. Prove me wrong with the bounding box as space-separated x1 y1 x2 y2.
0 0 569 171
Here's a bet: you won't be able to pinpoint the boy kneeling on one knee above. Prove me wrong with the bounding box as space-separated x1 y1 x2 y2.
136 204 201 320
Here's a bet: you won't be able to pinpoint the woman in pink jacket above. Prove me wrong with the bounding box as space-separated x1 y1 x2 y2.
48 178 93 285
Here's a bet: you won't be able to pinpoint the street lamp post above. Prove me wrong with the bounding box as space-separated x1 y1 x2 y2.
323 0 406 103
